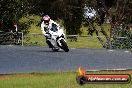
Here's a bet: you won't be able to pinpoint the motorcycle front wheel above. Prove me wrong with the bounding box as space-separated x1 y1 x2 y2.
60 39 69 52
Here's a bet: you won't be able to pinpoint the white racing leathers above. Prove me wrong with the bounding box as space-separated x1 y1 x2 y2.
41 20 69 52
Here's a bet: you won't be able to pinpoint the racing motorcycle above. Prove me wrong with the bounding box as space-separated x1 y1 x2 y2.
45 23 69 52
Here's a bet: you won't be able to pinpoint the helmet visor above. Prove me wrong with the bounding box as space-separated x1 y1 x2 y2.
44 20 49 24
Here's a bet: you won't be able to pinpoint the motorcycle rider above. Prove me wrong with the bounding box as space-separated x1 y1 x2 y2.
41 15 60 48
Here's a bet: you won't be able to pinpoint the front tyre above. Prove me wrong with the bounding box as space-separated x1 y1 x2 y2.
60 39 69 52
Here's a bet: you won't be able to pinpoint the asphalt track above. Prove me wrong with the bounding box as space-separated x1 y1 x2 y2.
0 45 132 74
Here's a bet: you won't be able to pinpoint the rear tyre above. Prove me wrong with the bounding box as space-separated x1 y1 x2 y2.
60 39 69 52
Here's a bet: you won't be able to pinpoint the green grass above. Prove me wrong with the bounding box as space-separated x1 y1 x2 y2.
22 20 107 48
19 15 111 48
0 71 132 88
67 37 103 48
24 35 104 48
20 15 131 49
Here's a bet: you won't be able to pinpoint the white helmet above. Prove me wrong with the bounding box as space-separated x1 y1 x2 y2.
43 15 50 25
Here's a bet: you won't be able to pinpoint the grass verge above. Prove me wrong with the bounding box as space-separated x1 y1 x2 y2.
0 70 132 88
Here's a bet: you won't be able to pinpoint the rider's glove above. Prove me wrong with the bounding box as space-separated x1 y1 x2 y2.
44 33 51 39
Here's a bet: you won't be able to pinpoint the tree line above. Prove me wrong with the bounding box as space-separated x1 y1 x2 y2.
0 0 132 33
0 0 132 48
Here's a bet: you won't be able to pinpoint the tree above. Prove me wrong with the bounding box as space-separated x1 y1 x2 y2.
33 0 85 35
0 0 35 32
85 0 132 49
57 0 83 35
